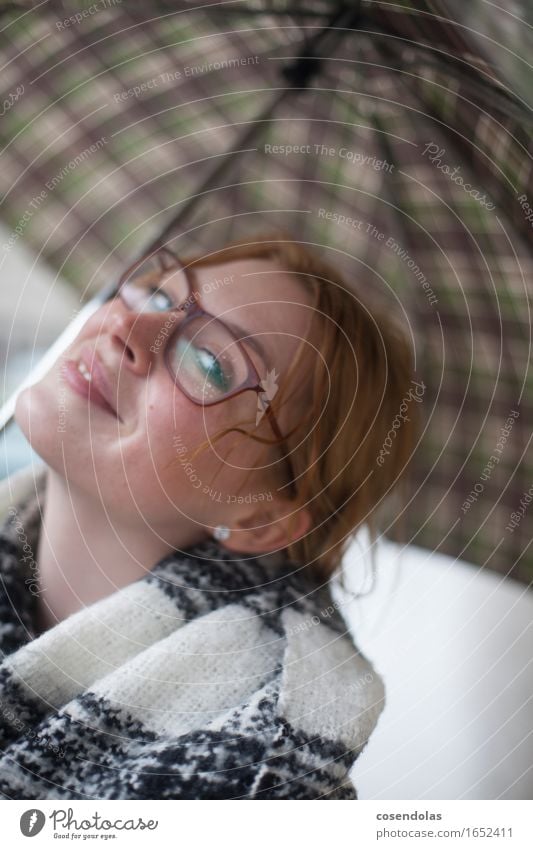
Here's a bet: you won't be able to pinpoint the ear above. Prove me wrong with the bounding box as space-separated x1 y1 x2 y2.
222 502 312 556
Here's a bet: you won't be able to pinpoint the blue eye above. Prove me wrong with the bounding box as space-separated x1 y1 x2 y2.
195 348 231 392
144 287 173 312
174 337 232 394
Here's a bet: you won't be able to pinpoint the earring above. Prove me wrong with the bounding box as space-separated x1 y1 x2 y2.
213 524 230 541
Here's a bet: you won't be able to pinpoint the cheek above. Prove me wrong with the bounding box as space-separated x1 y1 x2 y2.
138 389 259 490
115 396 225 521
123 385 218 481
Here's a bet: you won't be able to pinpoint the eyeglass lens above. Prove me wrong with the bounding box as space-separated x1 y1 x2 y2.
120 253 250 403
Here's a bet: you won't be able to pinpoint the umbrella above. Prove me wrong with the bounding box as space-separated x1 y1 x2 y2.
0 0 531 582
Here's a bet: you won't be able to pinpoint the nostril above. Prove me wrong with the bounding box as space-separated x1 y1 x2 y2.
111 332 136 363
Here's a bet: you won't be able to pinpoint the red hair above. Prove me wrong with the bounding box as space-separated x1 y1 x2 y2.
182 233 419 580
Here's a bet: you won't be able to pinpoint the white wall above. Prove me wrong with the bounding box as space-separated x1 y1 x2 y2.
343 531 533 799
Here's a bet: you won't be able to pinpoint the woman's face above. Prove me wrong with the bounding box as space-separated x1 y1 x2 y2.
15 255 316 540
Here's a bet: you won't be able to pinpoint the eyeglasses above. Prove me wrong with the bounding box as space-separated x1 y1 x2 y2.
114 246 297 494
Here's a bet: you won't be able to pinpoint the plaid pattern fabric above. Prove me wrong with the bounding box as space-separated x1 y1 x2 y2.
0 0 531 583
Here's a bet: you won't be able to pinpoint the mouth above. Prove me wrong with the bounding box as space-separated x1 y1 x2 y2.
62 347 123 422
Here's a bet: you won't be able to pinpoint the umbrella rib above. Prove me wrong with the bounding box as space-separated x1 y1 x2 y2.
148 1 364 252
146 87 292 253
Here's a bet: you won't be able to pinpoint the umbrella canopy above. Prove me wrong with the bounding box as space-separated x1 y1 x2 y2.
0 0 531 582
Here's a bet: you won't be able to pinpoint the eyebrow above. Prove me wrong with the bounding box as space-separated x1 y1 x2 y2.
222 318 269 366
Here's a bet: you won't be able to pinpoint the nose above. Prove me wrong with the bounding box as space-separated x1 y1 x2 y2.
107 300 182 376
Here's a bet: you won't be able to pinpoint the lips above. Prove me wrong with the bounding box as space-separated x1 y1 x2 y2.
62 346 122 422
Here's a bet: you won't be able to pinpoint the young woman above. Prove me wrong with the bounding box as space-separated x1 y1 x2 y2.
0 234 417 799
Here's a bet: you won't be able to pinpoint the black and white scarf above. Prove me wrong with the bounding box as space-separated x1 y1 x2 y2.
0 464 384 799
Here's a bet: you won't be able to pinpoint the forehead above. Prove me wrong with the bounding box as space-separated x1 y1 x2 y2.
188 257 316 353
191 257 311 309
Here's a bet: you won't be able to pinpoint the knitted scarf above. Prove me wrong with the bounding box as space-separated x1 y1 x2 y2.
0 464 384 800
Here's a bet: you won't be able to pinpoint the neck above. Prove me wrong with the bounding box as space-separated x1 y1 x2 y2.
35 467 206 633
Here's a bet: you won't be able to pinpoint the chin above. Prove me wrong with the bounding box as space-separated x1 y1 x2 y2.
14 377 69 468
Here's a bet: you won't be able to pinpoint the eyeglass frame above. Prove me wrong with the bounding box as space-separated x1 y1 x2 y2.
111 245 297 495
